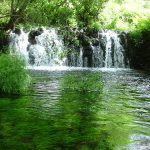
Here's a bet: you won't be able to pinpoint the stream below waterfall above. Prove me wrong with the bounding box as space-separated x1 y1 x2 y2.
0 67 150 150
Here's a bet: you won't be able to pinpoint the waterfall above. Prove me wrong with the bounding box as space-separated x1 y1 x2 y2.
92 30 128 68
9 28 128 68
9 28 29 62
9 28 66 66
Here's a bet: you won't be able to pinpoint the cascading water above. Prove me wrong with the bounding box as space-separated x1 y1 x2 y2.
9 29 29 61
9 28 128 68
9 28 66 66
92 30 128 68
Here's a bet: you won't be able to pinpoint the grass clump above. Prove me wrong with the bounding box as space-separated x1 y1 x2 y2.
0 54 31 94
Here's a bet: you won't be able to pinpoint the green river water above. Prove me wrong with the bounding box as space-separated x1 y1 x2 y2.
0 68 150 150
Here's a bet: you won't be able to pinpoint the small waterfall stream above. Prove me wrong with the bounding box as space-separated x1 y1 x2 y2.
9 28 128 68
92 30 127 68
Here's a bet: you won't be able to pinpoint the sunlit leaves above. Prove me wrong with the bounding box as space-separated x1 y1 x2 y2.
0 0 149 31
100 0 150 30
74 0 108 28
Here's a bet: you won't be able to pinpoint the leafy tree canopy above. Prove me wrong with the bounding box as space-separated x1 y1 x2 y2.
0 0 149 31
0 0 107 30
100 0 150 31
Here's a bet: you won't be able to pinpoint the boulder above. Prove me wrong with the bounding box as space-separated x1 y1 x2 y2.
28 29 43 44
12 28 21 35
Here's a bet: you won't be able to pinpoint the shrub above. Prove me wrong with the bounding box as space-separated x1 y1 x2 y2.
0 54 31 94
129 17 150 46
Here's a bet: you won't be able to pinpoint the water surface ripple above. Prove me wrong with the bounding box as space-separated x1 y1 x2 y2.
0 68 150 150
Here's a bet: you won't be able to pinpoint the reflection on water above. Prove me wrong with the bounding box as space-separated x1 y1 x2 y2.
0 69 150 150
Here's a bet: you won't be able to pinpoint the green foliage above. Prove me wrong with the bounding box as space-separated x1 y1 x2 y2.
26 0 75 27
0 0 149 31
0 54 31 94
129 17 150 46
0 0 108 29
73 0 108 28
136 17 150 32
100 0 150 31
0 30 9 53
0 0 9 24
0 0 34 29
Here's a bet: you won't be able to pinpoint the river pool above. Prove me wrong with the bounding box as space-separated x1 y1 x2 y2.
0 67 150 150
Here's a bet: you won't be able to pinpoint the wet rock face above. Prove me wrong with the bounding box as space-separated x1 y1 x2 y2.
92 38 99 46
99 36 106 51
86 28 99 38
78 31 93 67
128 30 150 70
12 28 21 35
28 29 43 44
64 29 94 67
82 44 93 67
0 30 9 52
119 32 128 49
